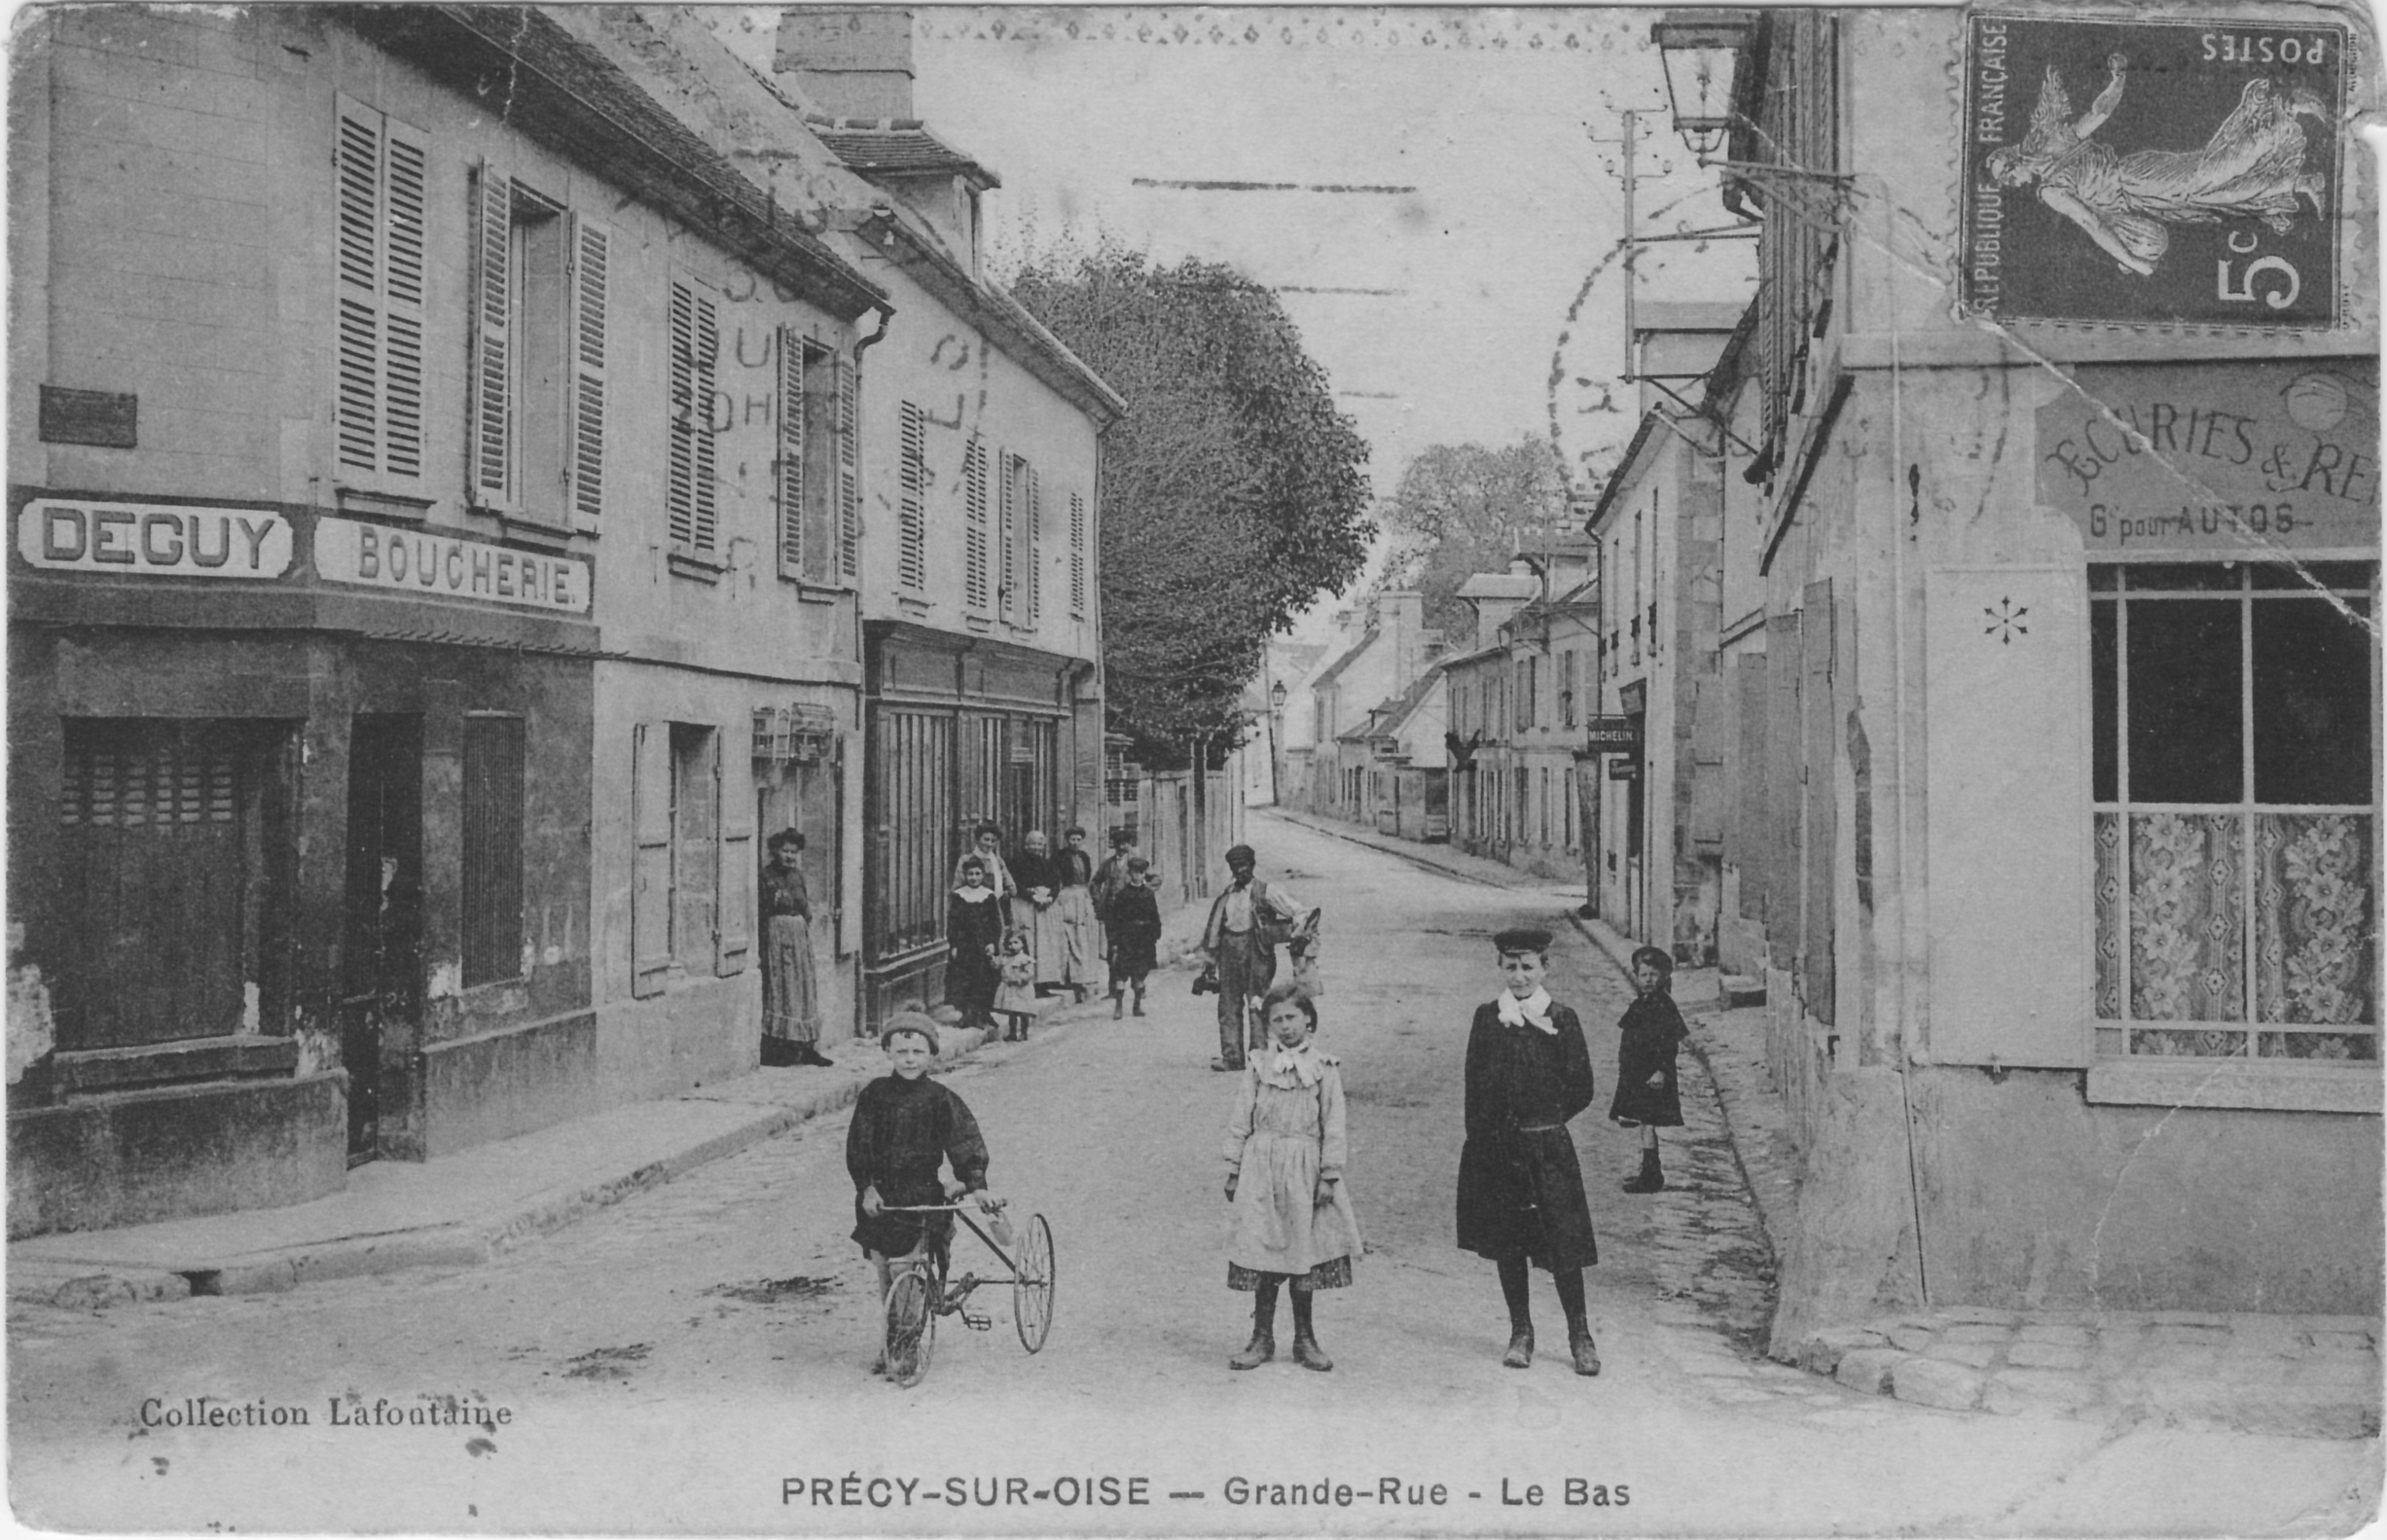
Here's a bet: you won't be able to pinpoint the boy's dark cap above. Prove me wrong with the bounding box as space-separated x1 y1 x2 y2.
882 1012 941 1055
1493 927 1552 955
1631 945 1675 975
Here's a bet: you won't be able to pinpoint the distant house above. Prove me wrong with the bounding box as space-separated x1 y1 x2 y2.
1297 591 1436 822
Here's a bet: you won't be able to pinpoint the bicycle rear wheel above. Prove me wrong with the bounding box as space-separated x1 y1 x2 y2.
885 1271 935 1387
1012 1213 1056 1354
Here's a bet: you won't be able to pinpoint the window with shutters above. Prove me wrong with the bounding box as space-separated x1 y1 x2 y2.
2088 561 2379 1062
666 277 720 554
467 166 607 532
897 401 927 591
790 338 850 587
838 354 861 582
999 452 1039 627
1069 490 1087 618
962 435 991 613
333 95 428 494
776 326 808 580
460 715 524 986
669 723 720 972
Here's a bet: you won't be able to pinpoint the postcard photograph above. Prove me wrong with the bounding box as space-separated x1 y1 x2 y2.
5 2 2382 1533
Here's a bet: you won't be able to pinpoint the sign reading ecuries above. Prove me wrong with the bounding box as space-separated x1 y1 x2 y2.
1962 14 2346 328
315 518 590 614
18 499 293 577
2037 360 2380 552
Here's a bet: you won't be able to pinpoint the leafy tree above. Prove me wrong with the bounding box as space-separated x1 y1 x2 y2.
1008 241 1374 757
1373 438 1597 641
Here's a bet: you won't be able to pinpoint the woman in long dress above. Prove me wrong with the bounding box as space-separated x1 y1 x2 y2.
1988 54 2328 276
761 830 829 1067
1009 830 1088 998
1052 826 1100 1003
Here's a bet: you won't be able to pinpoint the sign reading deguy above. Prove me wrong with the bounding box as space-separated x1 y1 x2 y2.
18 499 294 577
314 518 591 614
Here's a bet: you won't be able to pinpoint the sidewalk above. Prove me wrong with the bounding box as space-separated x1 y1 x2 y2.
8 991 1134 1312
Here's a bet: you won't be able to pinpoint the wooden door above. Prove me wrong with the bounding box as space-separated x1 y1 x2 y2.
340 715 422 1164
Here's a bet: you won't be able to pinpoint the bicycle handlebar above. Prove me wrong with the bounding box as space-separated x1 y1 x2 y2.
878 1199 1006 1212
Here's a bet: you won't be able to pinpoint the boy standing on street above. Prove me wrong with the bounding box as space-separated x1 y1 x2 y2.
1105 856 1163 1019
1454 928 1602 1377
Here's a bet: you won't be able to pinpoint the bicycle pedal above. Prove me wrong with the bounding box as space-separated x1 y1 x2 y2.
961 1309 993 1332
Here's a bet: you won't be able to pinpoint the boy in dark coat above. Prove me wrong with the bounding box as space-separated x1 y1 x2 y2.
1455 928 1602 1377
847 1014 995 1364
1609 946 1687 1193
1104 856 1163 1019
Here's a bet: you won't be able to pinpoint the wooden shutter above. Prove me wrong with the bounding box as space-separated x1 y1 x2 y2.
333 96 425 485
468 160 515 510
1068 490 1086 617
715 732 751 977
898 401 927 590
1026 463 1042 624
837 352 860 583
567 214 608 533
667 280 719 551
631 723 672 998
963 436 990 612
777 325 804 578
1924 566 2091 1067
997 451 1017 623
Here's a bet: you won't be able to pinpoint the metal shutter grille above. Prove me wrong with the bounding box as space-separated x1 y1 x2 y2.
898 401 926 590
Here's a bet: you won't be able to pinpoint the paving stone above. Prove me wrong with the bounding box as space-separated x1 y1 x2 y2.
2146 1309 2232 1328
1892 1355 1984 1412
2307 1330 2375 1354
2004 1340 2087 1372
1790 1326 1881 1377
1938 1322 2016 1343
1887 1324 1938 1352
1981 1370 2100 1417
1835 1346 1904 1395
1920 1338 1999 1369
2150 1322 2230 1346
2015 1323 2093 1347
1937 1305 2021 1326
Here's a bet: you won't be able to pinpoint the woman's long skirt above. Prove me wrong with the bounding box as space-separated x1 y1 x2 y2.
763 913 820 1045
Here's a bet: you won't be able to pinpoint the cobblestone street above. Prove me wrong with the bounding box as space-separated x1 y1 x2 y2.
10 814 2377 1534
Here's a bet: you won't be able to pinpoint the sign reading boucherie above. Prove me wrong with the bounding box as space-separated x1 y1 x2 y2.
1962 15 2346 328
18 499 293 577
2037 360 2379 552
315 517 590 613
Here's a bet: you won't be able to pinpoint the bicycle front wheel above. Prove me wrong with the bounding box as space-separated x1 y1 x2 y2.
885 1271 935 1387
1012 1213 1056 1354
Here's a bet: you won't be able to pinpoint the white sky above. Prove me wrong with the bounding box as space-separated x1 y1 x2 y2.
725 7 1758 633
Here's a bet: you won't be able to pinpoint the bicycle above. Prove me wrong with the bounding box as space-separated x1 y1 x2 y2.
876 1198 1056 1388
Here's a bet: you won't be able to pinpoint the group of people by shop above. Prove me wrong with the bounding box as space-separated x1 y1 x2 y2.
843 834 1693 1381
941 823 1165 1041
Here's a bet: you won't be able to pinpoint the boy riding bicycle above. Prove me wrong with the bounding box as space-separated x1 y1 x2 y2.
846 1013 997 1370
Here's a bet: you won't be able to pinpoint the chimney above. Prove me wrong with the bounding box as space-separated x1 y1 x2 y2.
777 8 915 121
1377 590 1425 688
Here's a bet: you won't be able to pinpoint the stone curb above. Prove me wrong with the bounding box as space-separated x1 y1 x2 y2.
4 1009 1107 1309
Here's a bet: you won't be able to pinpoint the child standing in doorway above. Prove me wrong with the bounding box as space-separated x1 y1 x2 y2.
1609 946 1686 1193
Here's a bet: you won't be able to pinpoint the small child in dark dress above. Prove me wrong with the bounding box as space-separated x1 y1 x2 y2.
1454 928 1602 1377
1609 946 1687 1193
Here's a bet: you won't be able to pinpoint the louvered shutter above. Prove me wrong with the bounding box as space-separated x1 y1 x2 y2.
837 352 860 583
1069 490 1086 617
777 325 804 578
997 452 1017 623
631 723 672 998
898 401 926 591
1923 566 2091 1067
566 214 609 533
468 161 515 510
666 280 719 551
1026 464 1041 624
333 96 426 486
963 436 990 612
715 732 751 977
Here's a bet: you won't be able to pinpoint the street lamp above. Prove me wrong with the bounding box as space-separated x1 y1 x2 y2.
1652 11 1755 157
1267 679 1287 806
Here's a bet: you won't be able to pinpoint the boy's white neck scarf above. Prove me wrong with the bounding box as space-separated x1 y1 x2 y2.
955 883 993 902
1497 987 1556 1033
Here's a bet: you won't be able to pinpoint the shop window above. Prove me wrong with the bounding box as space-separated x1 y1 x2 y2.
460 715 525 986
2090 562 2377 1060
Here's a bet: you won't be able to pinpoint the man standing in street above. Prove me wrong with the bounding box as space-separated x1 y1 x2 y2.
1201 843 1307 1071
